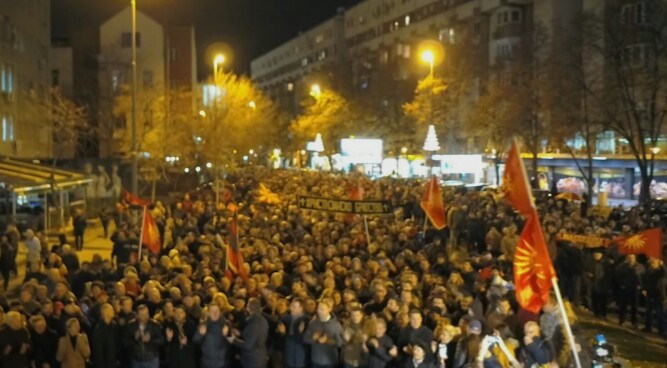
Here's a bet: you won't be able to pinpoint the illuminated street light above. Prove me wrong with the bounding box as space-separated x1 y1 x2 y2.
206 162 213 168
421 50 435 77
652 147 661 155
184 168 190 173
195 166 201 173
214 54 225 75
248 100 256 111
401 147 408 154
199 110 207 118
309 84 322 100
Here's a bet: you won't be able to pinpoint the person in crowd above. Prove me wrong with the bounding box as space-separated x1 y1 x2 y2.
193 303 229 368
164 304 197 368
521 322 552 367
24 229 42 272
589 249 612 319
279 297 310 368
56 318 90 368
304 298 344 368
643 257 666 337
225 297 269 368
614 254 642 327
367 317 397 368
91 303 118 368
73 209 87 251
123 304 163 368
0 311 31 368
0 234 15 290
29 314 59 368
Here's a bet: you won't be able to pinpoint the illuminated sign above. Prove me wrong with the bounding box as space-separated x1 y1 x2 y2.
340 138 383 164
297 196 392 214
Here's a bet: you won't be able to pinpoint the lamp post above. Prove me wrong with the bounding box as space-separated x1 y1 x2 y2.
130 0 138 195
214 54 225 80
421 50 435 77
309 84 322 100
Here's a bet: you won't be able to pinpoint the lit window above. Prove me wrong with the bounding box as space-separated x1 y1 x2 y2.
287 83 294 91
405 15 411 26
7 65 13 94
315 34 324 44
2 115 13 142
1 65 5 92
403 45 411 58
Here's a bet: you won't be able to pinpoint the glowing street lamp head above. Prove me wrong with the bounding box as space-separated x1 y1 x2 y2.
214 54 225 66
248 100 256 110
421 50 435 64
652 146 661 155
309 84 322 100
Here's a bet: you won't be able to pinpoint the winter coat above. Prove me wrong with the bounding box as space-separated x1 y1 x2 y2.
56 334 91 368
30 327 59 368
304 316 344 366
282 314 310 368
232 313 269 368
123 319 164 362
91 320 118 368
193 318 229 368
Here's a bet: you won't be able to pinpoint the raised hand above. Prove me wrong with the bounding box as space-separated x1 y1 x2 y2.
198 324 207 336
165 328 174 342
277 323 286 334
299 321 305 333
19 343 29 354
389 346 398 357
142 332 151 342
222 324 230 336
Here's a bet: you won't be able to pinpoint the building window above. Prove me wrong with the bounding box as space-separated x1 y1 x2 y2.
170 48 179 61
121 32 142 48
52 69 60 87
497 9 522 25
1 65 6 92
439 28 456 43
301 58 309 66
111 70 122 92
286 83 294 91
622 2 649 25
405 15 411 26
380 50 389 64
623 44 649 67
315 34 324 44
2 64 14 95
2 115 14 142
143 71 153 87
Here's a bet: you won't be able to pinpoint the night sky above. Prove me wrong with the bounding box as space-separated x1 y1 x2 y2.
52 0 363 77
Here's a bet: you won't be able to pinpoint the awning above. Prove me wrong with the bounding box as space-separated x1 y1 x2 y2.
0 157 94 194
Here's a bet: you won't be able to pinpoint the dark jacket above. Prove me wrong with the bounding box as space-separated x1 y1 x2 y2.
523 337 552 367
403 358 436 368
614 262 641 291
0 326 32 368
643 265 667 299
282 314 310 368
30 327 59 368
233 313 269 368
123 319 164 362
91 320 118 368
367 334 395 368
304 316 344 366
193 318 229 368
164 319 197 368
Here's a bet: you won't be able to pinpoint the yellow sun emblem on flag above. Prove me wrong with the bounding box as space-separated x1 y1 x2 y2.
624 234 646 251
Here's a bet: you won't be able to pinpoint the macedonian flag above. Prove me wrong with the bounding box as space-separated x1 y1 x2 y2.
420 176 447 230
514 214 556 313
617 228 663 259
501 141 534 216
141 209 161 255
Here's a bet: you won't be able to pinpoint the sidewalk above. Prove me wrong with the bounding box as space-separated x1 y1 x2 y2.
6 222 115 293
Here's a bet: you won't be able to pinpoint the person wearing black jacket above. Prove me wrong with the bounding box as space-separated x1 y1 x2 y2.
614 254 642 327
367 318 397 368
0 311 31 368
72 210 87 251
91 304 118 368
279 298 310 368
589 250 612 318
226 297 269 368
164 305 197 368
643 258 667 337
29 315 59 368
397 310 434 365
123 304 164 367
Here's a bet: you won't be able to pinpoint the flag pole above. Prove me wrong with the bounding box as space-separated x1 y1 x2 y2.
422 215 428 235
363 215 371 245
550 277 582 368
138 205 147 262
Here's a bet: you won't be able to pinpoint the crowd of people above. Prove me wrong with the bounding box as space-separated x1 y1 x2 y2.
0 168 665 368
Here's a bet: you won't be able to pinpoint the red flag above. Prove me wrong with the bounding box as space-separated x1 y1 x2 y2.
225 205 248 281
513 213 555 313
617 228 663 259
122 189 151 207
344 183 364 224
501 141 534 216
420 176 447 230
141 210 161 255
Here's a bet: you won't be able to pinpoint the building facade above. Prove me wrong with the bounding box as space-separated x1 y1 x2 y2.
0 0 52 159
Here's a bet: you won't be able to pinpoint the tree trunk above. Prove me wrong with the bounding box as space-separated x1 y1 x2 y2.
531 150 539 189
639 164 652 204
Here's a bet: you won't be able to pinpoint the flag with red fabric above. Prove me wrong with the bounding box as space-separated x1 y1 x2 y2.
141 209 161 255
420 176 447 230
513 213 556 313
344 183 364 224
501 141 534 216
617 228 663 259
122 189 151 207
225 206 247 281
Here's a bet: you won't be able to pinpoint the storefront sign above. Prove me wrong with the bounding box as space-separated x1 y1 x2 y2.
297 195 392 214
557 233 611 248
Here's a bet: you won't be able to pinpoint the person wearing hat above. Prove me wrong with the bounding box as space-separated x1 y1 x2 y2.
452 319 482 368
304 298 344 368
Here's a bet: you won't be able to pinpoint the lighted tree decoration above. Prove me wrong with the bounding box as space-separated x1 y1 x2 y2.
423 124 440 152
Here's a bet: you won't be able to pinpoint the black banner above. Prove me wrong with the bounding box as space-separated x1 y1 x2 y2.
297 196 393 215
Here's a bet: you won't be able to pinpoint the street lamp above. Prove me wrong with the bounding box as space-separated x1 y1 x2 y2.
248 100 256 111
199 110 207 118
421 50 435 77
214 54 225 76
130 0 139 195
309 84 322 100
652 146 661 155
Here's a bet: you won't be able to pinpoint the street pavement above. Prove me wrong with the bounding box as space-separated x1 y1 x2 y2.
4 221 115 294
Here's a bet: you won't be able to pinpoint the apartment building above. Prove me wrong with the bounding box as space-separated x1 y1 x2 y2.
0 0 52 159
250 0 583 152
